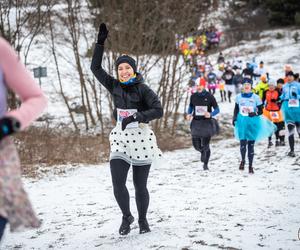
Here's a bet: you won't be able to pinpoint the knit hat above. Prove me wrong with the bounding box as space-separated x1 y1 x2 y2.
284 64 292 72
286 71 294 77
268 78 276 86
116 55 137 73
242 77 253 85
260 74 267 82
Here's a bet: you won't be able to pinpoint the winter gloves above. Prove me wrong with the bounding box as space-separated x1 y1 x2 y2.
291 92 297 98
0 117 21 141
248 112 258 117
232 119 236 126
121 115 137 131
97 23 109 45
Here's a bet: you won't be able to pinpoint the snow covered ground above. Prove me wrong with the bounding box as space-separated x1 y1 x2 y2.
2 138 300 250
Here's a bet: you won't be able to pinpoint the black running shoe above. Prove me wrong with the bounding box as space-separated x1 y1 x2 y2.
288 151 296 157
139 219 151 234
279 141 285 146
239 161 245 170
249 166 254 174
203 163 209 170
119 215 134 235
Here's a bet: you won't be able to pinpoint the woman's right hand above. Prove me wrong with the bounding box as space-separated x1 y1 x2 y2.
186 114 193 121
97 23 109 45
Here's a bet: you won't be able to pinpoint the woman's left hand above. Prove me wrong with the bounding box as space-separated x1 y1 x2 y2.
97 23 109 45
121 115 136 131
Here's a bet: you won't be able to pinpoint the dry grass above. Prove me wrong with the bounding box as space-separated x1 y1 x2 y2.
15 120 232 176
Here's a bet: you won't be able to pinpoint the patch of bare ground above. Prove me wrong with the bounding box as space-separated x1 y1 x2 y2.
15 118 233 177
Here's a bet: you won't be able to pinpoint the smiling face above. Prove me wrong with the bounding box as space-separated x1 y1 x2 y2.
243 83 252 93
287 74 294 83
117 63 134 82
269 84 275 91
197 84 205 92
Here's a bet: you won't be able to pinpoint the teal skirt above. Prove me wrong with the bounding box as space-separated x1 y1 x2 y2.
234 114 277 141
281 100 300 123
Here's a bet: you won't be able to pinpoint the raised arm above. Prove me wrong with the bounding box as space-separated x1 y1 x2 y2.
0 38 47 130
90 23 116 94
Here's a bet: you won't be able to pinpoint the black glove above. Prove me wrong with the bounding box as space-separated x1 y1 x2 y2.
232 119 236 126
270 98 277 102
291 92 297 98
0 117 21 141
97 23 109 45
248 112 257 117
121 115 136 131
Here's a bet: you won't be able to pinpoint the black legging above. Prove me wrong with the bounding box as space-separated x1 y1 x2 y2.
192 137 211 164
287 122 300 152
0 216 7 241
209 88 216 95
220 90 226 102
240 140 255 166
269 121 285 142
110 159 150 221
227 90 232 102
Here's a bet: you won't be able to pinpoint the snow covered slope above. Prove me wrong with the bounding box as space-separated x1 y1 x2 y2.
210 27 300 81
25 26 300 127
2 138 300 250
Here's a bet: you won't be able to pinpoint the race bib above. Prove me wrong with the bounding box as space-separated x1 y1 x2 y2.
240 106 254 116
288 99 299 108
117 108 138 129
270 111 280 120
195 106 208 116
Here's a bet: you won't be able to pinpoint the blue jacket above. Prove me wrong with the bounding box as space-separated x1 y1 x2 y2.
280 81 300 101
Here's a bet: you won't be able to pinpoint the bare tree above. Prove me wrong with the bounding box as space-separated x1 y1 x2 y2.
46 0 79 131
88 0 211 133
0 0 47 108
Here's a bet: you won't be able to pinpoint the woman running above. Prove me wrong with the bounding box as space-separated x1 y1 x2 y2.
0 37 47 241
233 78 276 174
91 23 163 235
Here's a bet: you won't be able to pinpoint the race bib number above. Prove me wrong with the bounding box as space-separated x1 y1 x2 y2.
195 106 208 116
117 108 138 129
270 111 279 120
288 99 299 108
240 106 254 116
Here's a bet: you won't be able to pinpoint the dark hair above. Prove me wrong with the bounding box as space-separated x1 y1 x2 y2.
277 78 284 84
286 71 294 77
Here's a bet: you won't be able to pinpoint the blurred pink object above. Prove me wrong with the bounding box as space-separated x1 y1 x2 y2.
0 37 47 129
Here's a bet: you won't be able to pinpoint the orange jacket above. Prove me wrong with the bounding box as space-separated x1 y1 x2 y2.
265 89 280 111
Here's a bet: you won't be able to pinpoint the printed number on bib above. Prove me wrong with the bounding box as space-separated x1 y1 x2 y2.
117 108 139 129
195 106 208 116
270 111 280 120
240 106 254 116
288 99 299 108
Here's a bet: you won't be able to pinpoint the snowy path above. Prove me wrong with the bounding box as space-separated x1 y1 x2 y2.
2 139 300 250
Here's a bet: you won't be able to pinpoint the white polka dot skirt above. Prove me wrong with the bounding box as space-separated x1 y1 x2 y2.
109 123 162 166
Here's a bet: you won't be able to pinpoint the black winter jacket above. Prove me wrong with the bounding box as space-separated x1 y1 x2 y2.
91 44 163 123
